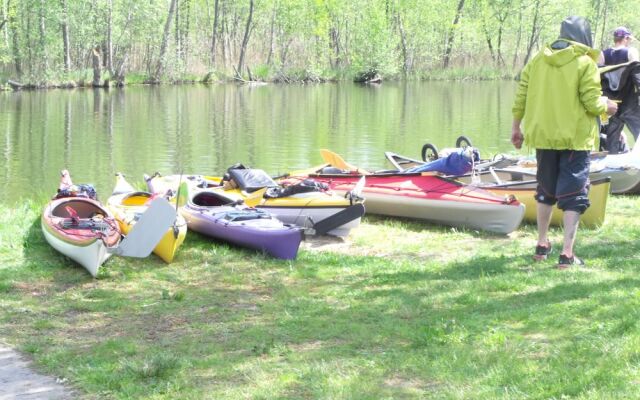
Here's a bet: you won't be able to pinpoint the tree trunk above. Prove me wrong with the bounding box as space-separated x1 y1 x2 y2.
443 0 465 68
92 46 102 87
329 25 340 68
25 6 32 75
496 25 505 67
60 0 71 73
8 0 21 78
38 0 47 72
512 2 523 69
155 0 178 79
0 0 6 36
396 12 409 73
599 0 609 49
210 0 220 65
236 0 254 78
280 38 291 69
175 0 180 61
266 3 275 66
106 0 113 73
522 0 540 66
183 0 190 62
482 24 496 64
220 1 227 66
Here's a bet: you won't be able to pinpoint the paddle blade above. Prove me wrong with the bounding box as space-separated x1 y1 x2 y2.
244 187 267 207
111 197 176 257
311 203 365 236
319 149 370 174
320 149 353 170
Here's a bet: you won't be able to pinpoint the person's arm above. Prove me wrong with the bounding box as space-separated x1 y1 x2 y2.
598 51 605 65
628 47 639 62
511 62 530 150
579 59 608 116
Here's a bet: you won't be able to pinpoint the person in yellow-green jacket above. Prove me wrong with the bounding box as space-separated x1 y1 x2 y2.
511 16 617 269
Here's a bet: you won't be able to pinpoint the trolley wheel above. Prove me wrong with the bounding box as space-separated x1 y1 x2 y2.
421 143 439 162
455 135 472 148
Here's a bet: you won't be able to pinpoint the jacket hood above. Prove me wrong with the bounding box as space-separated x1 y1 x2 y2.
543 40 600 67
559 16 593 47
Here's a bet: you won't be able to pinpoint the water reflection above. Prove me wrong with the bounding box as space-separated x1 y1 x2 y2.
0 81 517 204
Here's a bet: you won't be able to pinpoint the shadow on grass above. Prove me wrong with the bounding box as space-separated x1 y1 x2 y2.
19 214 93 284
4 201 640 398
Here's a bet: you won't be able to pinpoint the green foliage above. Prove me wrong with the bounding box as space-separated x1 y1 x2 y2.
1 0 639 82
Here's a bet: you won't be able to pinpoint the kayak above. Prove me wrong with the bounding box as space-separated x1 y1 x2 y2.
146 170 365 237
107 173 187 263
41 171 121 277
145 173 303 259
500 154 640 195
287 150 526 234
399 136 640 195
385 152 611 228
589 147 640 194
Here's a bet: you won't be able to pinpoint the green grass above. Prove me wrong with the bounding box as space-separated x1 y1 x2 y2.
1 196 640 399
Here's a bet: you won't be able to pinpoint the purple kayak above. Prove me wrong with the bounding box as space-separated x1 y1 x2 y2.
182 189 303 260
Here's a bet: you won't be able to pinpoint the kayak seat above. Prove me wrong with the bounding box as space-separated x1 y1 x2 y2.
53 200 104 218
192 191 237 207
121 192 152 206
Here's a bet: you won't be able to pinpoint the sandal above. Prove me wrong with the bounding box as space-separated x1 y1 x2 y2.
533 241 552 261
557 254 585 269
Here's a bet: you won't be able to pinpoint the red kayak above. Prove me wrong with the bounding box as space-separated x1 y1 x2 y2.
286 153 525 234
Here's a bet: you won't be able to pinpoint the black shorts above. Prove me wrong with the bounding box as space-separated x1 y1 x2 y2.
535 149 591 214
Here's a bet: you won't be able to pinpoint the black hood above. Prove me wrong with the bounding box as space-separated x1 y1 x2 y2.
558 16 593 48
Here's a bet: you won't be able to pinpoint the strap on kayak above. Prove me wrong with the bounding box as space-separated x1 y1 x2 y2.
222 209 271 222
60 216 116 231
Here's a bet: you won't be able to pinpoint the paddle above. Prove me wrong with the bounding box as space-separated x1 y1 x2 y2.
319 149 370 174
110 197 177 257
243 187 268 207
310 203 366 236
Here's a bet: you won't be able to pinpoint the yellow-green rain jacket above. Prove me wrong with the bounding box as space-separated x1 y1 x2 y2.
512 40 607 150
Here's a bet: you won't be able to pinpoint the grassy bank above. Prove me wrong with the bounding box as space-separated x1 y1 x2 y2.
1 196 639 399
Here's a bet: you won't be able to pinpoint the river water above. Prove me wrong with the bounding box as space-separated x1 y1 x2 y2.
0 81 518 204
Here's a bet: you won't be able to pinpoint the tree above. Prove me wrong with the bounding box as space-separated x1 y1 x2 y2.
155 0 177 79
443 0 465 68
60 0 70 73
236 0 253 78
210 0 220 66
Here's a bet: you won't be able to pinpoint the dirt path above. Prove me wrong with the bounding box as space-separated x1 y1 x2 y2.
0 343 74 400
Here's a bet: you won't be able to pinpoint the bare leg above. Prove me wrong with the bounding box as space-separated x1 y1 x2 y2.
561 210 581 256
536 202 553 245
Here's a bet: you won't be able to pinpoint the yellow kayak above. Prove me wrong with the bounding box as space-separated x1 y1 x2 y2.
146 171 364 237
107 174 187 263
